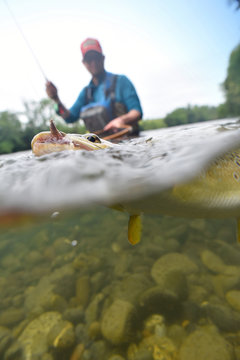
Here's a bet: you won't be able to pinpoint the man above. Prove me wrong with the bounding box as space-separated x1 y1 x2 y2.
46 38 142 134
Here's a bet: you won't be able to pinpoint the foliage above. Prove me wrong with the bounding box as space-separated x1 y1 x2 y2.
229 0 240 10
22 98 56 127
222 43 240 116
140 118 165 130
164 105 219 127
0 111 25 153
0 101 87 154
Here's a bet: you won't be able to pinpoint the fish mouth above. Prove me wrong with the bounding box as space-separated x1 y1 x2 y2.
31 120 112 156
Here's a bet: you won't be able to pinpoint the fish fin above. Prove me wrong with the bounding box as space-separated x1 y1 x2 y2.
110 204 125 212
237 218 240 243
128 215 142 245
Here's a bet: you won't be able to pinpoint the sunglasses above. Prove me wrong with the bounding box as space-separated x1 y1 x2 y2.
83 51 103 63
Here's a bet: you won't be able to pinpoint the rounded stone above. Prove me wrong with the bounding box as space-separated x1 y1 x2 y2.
75 276 90 308
201 250 226 274
202 301 240 332
179 326 234 360
48 320 75 349
18 311 63 359
0 326 13 357
108 356 125 360
101 299 136 345
151 252 198 285
88 321 101 339
226 290 240 312
0 308 25 327
70 343 85 360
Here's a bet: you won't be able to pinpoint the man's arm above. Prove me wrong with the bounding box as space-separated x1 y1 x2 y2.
46 81 71 119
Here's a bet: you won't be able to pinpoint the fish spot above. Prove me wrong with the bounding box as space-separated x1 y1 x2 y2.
233 172 240 181
235 159 240 167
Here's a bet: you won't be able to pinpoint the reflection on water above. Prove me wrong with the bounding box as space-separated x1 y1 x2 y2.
0 207 239 360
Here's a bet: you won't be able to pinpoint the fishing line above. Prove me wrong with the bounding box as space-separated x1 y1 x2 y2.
3 0 48 80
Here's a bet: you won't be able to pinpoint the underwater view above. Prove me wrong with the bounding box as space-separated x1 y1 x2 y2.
1 119 240 359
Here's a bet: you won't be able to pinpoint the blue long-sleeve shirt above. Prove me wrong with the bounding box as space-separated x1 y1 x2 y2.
56 71 143 123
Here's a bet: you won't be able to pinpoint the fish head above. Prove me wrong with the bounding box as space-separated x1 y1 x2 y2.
31 120 113 156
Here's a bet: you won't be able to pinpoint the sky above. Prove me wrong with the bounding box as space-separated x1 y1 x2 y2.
0 0 240 120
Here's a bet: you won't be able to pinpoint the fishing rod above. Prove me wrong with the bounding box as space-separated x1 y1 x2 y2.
3 0 48 81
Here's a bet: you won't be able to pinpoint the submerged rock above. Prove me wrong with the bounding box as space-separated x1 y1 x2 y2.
24 264 75 314
108 355 125 360
129 335 177 360
201 250 226 274
138 276 187 322
0 326 13 357
75 275 91 308
112 274 153 304
143 314 166 338
62 307 84 324
17 311 63 359
226 290 240 312
70 343 85 360
0 307 25 327
202 301 240 332
48 319 75 349
101 299 136 345
151 253 198 285
179 325 234 360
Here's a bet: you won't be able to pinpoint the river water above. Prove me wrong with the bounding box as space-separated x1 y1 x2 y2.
1 118 240 360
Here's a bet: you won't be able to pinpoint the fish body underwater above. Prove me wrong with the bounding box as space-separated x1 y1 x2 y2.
31 120 240 245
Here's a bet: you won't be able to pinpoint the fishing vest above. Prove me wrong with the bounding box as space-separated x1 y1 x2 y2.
80 73 127 132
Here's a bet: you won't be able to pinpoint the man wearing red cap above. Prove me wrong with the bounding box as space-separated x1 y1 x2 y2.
46 38 142 134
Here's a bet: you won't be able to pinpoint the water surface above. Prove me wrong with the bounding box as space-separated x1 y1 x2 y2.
1 118 240 360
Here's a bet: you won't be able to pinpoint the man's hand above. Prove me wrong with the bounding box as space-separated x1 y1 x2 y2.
103 110 141 132
103 117 125 132
46 81 59 101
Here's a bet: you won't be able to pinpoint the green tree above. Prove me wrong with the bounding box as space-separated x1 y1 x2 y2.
140 118 165 130
164 108 189 127
22 98 57 127
222 43 240 116
164 105 218 127
21 98 61 147
229 0 240 9
0 111 24 154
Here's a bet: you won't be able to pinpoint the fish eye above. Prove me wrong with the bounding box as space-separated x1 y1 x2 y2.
86 134 101 143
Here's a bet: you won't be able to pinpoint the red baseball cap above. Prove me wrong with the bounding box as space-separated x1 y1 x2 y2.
80 38 103 58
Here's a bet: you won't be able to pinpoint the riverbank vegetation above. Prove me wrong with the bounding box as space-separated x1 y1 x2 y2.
0 43 239 154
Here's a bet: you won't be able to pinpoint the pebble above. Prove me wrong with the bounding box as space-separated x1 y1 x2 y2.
88 321 101 339
70 343 85 360
201 250 226 273
101 299 135 344
18 311 63 359
108 355 125 360
202 301 240 332
226 290 240 312
0 326 13 357
76 276 91 307
48 320 76 349
179 325 234 360
0 308 25 327
151 252 198 285
62 307 84 324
